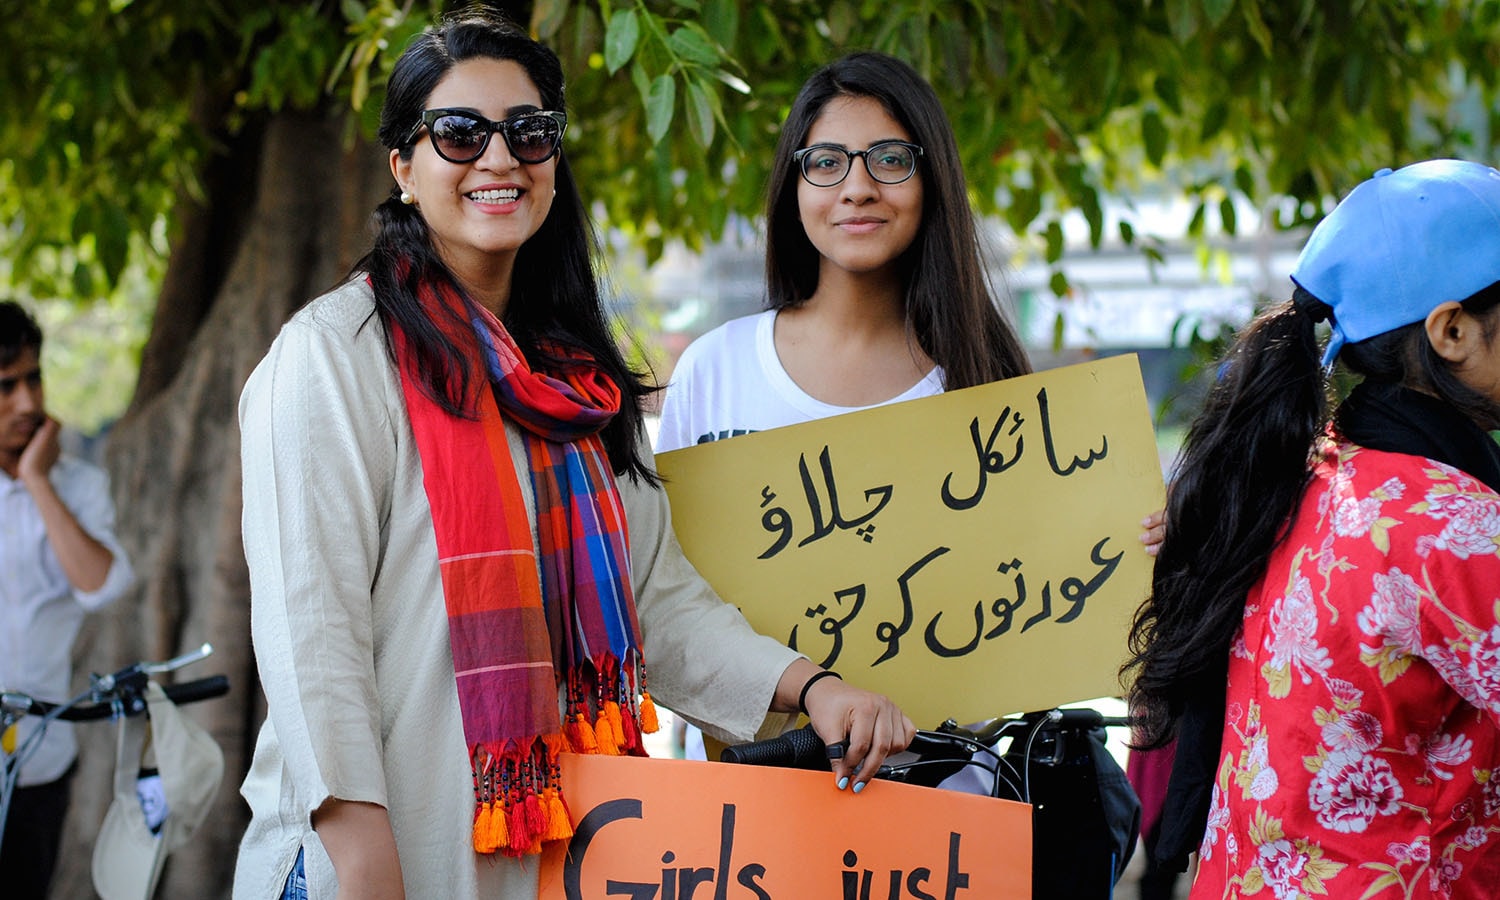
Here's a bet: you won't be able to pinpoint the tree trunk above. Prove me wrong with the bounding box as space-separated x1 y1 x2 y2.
51 108 390 899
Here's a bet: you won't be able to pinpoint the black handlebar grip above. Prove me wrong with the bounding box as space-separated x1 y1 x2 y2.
719 723 832 770
1051 707 1105 729
48 675 232 721
162 675 231 706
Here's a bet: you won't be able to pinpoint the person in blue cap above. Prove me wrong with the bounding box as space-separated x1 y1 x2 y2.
1123 159 1500 898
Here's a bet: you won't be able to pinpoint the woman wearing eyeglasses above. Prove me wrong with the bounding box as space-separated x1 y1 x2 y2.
656 56 1165 864
658 56 1166 627
232 14 913 900
658 51 1035 453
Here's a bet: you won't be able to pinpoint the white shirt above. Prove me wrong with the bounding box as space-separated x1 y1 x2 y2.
655 310 945 760
656 309 945 452
0 456 133 785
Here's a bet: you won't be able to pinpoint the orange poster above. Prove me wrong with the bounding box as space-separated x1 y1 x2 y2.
538 753 1031 899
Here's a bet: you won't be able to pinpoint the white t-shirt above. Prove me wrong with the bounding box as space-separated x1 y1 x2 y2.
656 309 945 453
654 309 944 761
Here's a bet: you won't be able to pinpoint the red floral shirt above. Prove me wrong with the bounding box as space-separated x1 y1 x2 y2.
1191 442 1500 900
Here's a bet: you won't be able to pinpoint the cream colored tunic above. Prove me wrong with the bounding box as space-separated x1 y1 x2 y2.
232 280 799 899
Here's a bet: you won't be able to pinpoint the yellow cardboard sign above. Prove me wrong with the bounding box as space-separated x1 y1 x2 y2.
537 753 1033 899
656 355 1165 726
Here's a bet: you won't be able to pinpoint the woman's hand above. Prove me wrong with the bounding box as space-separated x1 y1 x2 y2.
774 659 915 793
1140 508 1167 557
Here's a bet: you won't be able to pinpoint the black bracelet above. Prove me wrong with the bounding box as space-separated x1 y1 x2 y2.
797 670 841 715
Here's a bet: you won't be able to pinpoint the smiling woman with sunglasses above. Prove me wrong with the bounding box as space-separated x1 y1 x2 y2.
232 12 913 900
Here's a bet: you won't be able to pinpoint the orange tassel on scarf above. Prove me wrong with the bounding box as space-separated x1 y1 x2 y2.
640 690 660 734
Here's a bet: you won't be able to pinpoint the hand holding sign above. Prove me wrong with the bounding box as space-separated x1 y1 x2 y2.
657 355 1167 725
776 659 917 792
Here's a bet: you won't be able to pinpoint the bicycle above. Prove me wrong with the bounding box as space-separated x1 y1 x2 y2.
722 706 1142 899
1 643 229 898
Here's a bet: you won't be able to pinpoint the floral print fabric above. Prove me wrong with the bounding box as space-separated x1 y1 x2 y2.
1191 442 1500 900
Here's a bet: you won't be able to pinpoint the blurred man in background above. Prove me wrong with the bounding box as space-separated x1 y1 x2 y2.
1 299 134 899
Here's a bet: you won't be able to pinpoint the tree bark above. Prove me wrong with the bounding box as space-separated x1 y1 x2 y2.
51 108 389 899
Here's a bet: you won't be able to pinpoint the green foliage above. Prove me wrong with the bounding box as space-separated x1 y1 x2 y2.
0 237 158 436
5 0 1500 317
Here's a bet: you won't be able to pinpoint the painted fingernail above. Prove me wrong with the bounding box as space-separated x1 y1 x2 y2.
853 780 866 794
837 776 849 791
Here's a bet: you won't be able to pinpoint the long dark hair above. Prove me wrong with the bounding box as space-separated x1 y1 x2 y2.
763 52 1030 390
356 11 656 481
1124 283 1500 748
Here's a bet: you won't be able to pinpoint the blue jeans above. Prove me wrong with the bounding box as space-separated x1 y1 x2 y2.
280 849 307 900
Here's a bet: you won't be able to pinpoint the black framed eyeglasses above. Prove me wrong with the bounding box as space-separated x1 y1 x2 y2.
405 108 568 164
793 140 924 187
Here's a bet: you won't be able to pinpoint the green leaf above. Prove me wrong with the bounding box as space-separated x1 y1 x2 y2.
1166 0 1199 42
645 74 676 144
703 0 740 47
630 59 652 109
1044 219 1064 263
71 260 94 298
1200 102 1229 141
1142 109 1167 168
1051 310 1066 352
339 0 366 24
1006 187 1041 233
1187 200 1207 238
96 203 130 286
667 24 721 67
531 0 571 39
1342 52 1369 113
1118 220 1136 245
1219 196 1238 236
604 9 640 75
70 200 93 243
685 77 716 148
1203 0 1236 27
1080 186 1104 248
1242 0 1274 55
1049 270 1071 299
1234 164 1256 199
1154 75 1182 114
979 19 1008 82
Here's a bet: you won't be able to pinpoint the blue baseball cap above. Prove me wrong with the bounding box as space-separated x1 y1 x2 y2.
1290 159 1500 366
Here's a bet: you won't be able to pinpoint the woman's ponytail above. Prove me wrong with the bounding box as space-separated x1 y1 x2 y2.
1124 290 1330 748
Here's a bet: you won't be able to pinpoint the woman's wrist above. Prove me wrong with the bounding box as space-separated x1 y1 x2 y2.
797 670 842 715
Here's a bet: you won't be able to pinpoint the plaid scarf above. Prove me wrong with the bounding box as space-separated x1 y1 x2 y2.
391 277 658 857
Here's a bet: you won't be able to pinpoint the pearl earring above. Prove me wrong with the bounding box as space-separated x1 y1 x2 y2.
400 190 415 205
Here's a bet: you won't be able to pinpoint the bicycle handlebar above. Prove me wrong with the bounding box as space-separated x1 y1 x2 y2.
1 675 230 722
719 724 980 771
719 723 831 769
720 708 1135 774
